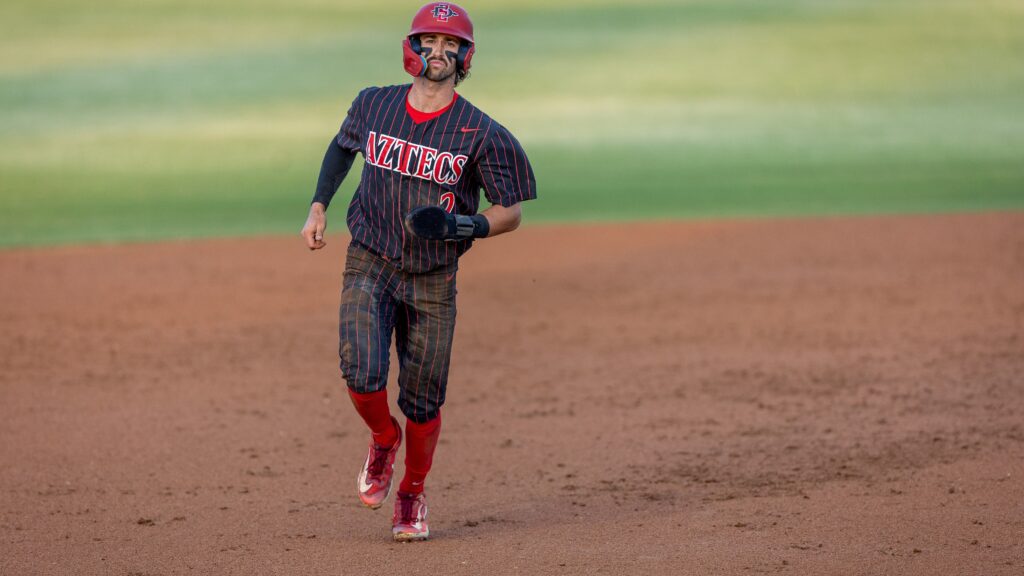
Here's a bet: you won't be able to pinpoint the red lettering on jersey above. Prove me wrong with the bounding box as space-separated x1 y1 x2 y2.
366 131 378 166
400 143 421 176
375 134 397 169
433 152 454 183
416 147 438 180
365 132 467 185
450 155 468 185
394 140 410 173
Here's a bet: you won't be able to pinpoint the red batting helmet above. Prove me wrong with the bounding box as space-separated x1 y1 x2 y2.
402 2 476 78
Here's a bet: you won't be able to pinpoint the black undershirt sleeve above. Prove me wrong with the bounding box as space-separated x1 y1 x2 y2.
311 136 357 209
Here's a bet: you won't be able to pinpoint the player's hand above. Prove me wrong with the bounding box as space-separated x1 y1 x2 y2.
404 206 490 241
301 202 328 250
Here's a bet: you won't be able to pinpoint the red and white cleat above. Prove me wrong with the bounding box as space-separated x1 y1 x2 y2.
356 417 402 509
392 491 430 542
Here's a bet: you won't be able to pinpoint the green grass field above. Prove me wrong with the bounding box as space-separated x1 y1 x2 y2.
1 0 1022 246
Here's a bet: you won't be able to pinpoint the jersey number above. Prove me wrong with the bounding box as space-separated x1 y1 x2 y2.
439 192 456 213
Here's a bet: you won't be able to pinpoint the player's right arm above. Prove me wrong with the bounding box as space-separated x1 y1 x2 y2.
302 138 357 250
301 90 370 250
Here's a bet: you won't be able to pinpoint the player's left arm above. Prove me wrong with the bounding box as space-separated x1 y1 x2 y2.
477 202 521 237
473 124 536 236
403 201 522 242
405 124 535 242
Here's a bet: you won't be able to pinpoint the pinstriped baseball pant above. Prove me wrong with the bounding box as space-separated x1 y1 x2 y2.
338 242 457 423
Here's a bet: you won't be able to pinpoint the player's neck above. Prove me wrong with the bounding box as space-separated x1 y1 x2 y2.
408 79 456 113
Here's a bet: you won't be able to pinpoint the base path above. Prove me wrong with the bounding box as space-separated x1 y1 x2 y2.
1 213 1022 575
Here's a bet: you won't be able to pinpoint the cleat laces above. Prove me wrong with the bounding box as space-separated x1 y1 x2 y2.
398 496 419 523
366 445 392 478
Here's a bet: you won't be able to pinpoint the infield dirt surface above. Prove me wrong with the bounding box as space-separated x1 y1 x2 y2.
2 212 1022 575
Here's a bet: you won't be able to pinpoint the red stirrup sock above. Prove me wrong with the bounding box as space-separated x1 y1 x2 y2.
400 413 442 494
347 389 399 448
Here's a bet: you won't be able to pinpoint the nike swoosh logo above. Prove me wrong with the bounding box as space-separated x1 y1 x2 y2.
358 455 374 492
460 127 481 133
358 470 373 493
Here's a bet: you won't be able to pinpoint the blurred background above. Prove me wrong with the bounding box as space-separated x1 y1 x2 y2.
1 0 1022 246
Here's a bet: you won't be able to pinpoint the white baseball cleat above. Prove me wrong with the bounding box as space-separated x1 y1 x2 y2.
392 491 430 542
356 417 402 509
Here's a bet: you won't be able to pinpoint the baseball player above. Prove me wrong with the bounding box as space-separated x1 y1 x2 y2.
300 2 536 542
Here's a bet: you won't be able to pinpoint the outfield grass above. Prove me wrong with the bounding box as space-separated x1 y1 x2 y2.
1 0 1022 246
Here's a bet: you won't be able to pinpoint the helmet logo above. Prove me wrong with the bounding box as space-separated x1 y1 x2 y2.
431 4 459 22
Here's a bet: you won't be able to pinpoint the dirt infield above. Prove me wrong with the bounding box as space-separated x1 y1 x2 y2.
1 213 1022 575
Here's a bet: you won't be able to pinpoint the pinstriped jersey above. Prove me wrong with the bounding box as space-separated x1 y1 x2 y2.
335 84 537 273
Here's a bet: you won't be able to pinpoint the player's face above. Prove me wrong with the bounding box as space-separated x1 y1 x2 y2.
419 33 460 83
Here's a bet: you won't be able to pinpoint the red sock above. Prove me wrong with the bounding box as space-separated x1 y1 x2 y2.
347 389 398 448
400 413 442 494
